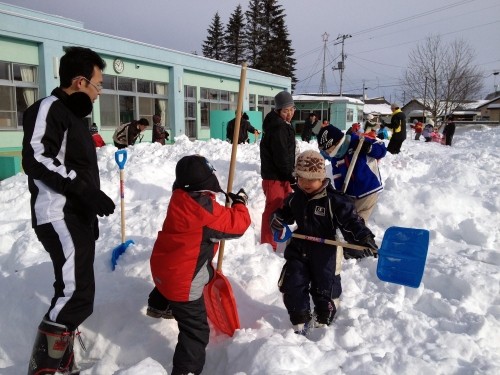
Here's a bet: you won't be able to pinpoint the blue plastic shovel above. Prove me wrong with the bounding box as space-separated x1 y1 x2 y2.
275 225 429 288
111 149 134 270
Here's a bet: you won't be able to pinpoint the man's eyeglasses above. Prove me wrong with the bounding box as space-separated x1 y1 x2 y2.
73 76 103 92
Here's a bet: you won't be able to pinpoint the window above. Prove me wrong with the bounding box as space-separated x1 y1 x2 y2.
249 94 256 111
199 87 238 128
357 110 364 122
184 85 197 138
0 61 38 129
257 95 274 122
346 108 354 122
99 75 168 128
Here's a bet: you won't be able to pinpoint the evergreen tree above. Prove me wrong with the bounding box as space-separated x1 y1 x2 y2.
224 5 247 65
202 12 225 61
247 0 296 84
244 0 264 67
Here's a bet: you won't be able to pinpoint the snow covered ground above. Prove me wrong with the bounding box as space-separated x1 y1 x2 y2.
1 125 499 374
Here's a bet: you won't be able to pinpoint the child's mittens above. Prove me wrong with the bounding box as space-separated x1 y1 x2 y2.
227 188 248 206
270 214 285 234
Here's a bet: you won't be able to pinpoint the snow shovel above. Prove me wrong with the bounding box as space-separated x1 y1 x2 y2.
275 225 429 288
111 149 134 271
203 62 247 336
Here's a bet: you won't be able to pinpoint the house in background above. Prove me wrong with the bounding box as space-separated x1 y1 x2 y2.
476 96 500 122
291 94 364 135
363 97 393 123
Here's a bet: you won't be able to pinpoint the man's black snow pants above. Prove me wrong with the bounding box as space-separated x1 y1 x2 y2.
34 216 96 331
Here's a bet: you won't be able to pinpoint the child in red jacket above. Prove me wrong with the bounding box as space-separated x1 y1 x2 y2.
147 154 251 375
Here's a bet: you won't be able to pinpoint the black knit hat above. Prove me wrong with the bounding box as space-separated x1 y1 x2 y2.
317 125 345 151
274 91 294 110
174 155 223 193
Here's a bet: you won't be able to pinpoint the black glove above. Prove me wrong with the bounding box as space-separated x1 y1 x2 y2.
352 139 372 154
344 235 378 260
270 213 285 234
227 188 248 206
90 190 115 217
67 179 115 217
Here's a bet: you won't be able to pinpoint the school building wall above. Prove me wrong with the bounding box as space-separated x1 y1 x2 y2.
0 2 291 152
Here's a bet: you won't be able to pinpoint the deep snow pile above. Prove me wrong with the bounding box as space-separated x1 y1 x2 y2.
0 125 499 374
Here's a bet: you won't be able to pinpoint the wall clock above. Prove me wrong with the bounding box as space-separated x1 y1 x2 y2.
113 59 124 74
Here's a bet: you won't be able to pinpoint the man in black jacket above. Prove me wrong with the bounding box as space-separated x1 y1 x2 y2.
226 112 260 144
259 90 296 250
22 47 115 375
386 103 407 154
301 112 318 142
443 114 456 146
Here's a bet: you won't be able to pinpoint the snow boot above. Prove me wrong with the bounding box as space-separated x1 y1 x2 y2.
293 320 313 336
147 306 174 319
57 330 81 374
27 319 73 375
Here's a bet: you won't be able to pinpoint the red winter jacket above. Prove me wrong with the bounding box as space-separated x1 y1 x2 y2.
150 189 251 302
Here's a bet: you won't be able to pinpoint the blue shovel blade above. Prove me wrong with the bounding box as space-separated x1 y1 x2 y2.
376 226 429 288
111 239 134 271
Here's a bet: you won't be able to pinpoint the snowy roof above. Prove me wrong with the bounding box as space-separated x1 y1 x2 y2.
363 103 392 116
457 100 489 110
293 95 363 105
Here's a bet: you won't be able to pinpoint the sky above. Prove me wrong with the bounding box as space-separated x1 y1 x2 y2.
1 0 500 102
1 125 500 374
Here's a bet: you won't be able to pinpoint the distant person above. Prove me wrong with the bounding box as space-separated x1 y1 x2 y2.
148 155 251 375
364 114 377 132
227 112 260 144
270 150 377 335
431 127 443 143
90 123 105 147
22 46 115 375
411 119 424 140
113 118 149 149
346 122 361 136
442 115 456 146
152 114 169 145
422 119 434 142
260 91 296 250
377 124 389 140
301 112 318 142
317 124 387 224
386 103 407 154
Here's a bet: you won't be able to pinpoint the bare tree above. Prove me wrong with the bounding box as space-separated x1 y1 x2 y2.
404 35 483 121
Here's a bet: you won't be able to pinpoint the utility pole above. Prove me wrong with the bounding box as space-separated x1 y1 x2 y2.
319 32 329 95
423 76 428 123
333 34 351 97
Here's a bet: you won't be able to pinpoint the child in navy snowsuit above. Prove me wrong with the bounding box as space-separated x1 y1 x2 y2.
271 150 378 334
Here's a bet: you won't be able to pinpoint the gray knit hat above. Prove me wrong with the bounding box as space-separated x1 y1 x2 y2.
294 150 326 180
274 91 294 110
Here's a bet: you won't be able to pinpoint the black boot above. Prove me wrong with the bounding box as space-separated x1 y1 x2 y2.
27 319 72 375
58 330 80 374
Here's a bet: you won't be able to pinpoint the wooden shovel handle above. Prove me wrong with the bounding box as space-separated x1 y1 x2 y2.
342 136 364 193
292 233 378 254
217 62 248 272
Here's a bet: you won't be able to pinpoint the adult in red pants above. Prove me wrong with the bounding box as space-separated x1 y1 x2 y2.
260 91 296 250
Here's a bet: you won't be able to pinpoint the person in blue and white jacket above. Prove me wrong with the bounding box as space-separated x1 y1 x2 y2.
317 124 387 224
